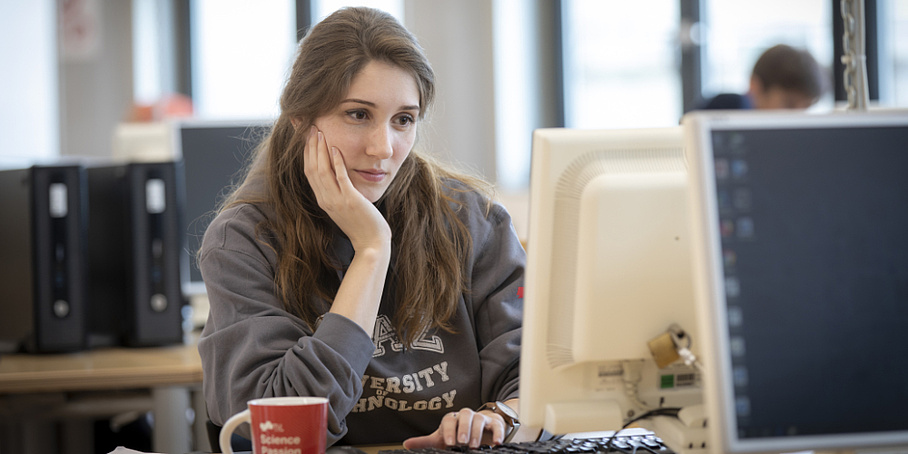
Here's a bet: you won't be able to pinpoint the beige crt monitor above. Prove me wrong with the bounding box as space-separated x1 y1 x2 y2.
683 109 908 454
520 127 704 448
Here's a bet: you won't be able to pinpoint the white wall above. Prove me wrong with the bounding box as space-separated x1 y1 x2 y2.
60 0 134 157
405 0 499 182
403 1 560 240
0 1 133 163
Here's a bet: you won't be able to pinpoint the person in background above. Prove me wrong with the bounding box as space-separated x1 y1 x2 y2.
698 44 827 110
197 6 527 450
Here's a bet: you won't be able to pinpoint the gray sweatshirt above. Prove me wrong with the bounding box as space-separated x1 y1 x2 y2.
198 184 525 445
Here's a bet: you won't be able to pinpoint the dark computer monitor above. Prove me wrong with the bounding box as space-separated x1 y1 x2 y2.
173 119 271 296
684 109 908 453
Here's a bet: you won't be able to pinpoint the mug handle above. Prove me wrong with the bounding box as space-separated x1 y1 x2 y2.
219 409 251 454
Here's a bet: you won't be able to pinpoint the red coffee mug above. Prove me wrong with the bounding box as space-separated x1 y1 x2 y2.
220 396 329 454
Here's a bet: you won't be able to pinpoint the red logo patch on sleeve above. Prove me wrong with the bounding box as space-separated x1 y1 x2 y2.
517 286 524 298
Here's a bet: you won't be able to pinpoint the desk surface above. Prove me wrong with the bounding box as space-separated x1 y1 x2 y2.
0 341 203 393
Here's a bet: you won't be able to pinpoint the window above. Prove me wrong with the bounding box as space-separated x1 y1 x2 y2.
700 0 834 110
189 0 297 119
494 0 541 190
133 0 172 105
311 0 403 23
881 0 908 105
0 2 58 163
561 0 682 129
185 0 404 120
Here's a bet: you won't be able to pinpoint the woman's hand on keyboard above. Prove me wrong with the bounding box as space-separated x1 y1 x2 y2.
402 407 508 450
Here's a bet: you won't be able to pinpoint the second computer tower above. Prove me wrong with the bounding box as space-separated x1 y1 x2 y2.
87 161 185 347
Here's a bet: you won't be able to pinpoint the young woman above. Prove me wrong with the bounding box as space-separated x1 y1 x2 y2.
197 7 526 449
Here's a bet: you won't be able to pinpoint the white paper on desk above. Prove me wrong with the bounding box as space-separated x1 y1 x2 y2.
108 447 164 454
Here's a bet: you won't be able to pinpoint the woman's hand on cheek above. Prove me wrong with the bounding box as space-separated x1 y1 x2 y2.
402 409 507 450
303 126 391 252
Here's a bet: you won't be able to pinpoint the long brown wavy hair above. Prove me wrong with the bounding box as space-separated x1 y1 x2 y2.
221 7 490 346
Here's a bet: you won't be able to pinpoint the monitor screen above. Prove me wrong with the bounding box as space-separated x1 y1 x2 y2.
683 110 908 453
520 126 704 447
173 119 271 296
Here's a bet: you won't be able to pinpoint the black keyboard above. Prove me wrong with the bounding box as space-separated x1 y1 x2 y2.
378 432 676 454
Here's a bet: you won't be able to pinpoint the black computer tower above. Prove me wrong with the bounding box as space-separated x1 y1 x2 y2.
87 161 185 347
0 165 89 353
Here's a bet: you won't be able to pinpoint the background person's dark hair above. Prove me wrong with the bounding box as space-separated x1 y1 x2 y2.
751 44 827 101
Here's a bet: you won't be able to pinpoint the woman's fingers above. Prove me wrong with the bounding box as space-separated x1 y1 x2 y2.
402 408 507 450
453 409 506 448
305 126 343 208
456 409 474 445
331 146 354 194
303 126 330 200
314 130 337 194
316 131 334 183
442 412 458 446
479 411 506 446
